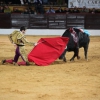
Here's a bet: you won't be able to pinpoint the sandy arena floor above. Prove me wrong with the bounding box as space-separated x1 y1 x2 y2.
0 35 100 100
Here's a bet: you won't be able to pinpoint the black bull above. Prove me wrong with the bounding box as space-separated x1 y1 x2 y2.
59 28 90 62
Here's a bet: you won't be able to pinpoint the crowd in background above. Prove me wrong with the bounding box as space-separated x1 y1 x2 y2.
0 0 100 14
0 5 100 14
0 0 68 5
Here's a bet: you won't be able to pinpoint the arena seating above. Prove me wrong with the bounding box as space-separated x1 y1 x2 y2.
0 5 100 29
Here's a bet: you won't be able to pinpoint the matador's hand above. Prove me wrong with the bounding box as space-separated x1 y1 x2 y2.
34 43 38 46
13 44 17 47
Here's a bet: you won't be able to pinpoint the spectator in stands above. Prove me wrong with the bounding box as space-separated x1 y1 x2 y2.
0 6 4 13
4 5 11 13
35 3 45 14
89 8 98 14
55 7 64 13
46 6 55 13
80 6 89 13
23 8 30 14
12 7 21 13
28 7 34 14
72 6 80 13
63 7 72 14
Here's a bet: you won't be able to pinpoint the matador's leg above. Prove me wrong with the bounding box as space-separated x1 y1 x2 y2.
18 46 30 66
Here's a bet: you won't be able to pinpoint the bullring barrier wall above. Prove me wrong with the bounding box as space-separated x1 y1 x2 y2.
0 29 100 36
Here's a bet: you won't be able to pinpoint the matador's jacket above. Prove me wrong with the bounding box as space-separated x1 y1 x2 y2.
8 30 33 64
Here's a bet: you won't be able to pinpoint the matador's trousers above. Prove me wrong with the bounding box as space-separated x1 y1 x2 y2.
14 46 28 63
5 46 29 65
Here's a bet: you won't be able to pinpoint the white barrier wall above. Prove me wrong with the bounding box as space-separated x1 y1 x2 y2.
0 29 100 36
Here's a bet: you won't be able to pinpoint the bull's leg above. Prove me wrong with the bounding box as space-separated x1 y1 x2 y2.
59 49 67 62
84 44 89 61
70 52 76 61
70 48 80 61
76 48 80 59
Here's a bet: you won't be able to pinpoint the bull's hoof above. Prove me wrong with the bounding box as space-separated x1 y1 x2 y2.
70 59 74 61
59 56 62 60
63 57 67 62
77 56 80 60
86 59 88 61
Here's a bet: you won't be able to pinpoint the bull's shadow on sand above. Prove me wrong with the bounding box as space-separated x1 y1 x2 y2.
51 60 67 65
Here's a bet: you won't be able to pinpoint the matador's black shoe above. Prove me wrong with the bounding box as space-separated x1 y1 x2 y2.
26 62 30 66
1 59 6 64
